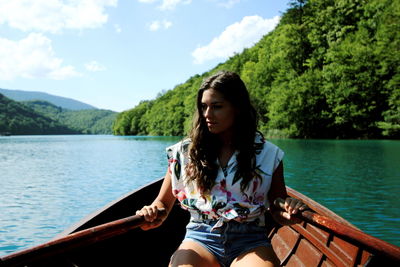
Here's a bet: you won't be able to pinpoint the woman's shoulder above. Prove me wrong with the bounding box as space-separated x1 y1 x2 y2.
263 140 282 152
166 138 191 155
254 133 284 171
254 132 284 157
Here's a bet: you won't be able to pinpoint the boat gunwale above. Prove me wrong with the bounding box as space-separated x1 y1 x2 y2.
286 187 357 228
56 178 163 238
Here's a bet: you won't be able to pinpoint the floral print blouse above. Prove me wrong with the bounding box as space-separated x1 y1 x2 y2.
166 133 284 227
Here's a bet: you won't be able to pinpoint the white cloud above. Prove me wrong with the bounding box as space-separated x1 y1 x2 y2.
192 15 280 64
0 33 80 80
163 20 173 29
217 0 241 9
85 61 106 72
138 0 191 10
149 21 161 31
159 0 191 10
0 0 118 33
114 24 122 33
149 20 173 31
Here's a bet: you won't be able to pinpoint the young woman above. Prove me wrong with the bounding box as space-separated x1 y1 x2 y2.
136 71 307 267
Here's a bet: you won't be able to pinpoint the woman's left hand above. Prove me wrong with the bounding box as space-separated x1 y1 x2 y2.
274 197 308 220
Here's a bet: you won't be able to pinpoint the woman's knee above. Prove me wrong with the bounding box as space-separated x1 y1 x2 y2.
169 240 220 267
231 246 280 267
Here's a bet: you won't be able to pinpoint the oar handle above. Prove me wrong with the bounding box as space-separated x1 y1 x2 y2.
273 198 400 262
1 209 167 267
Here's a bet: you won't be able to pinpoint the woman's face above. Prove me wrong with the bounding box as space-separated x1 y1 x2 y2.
201 89 236 136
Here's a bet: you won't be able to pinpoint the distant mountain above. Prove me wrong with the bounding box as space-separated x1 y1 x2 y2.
0 94 117 135
0 93 78 135
0 88 97 110
23 100 117 134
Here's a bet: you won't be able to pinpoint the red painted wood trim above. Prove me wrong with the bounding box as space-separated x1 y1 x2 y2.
291 223 350 267
298 210 400 262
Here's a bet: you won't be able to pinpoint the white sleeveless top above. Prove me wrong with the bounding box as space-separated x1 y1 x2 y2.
166 133 284 227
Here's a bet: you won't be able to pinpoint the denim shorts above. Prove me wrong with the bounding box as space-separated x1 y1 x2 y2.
183 220 272 267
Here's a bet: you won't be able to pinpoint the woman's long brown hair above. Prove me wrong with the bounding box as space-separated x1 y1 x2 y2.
187 71 259 194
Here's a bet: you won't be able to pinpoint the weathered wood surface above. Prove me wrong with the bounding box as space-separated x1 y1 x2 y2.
271 188 400 266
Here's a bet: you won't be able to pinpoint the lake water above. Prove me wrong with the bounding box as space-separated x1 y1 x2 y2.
0 135 399 256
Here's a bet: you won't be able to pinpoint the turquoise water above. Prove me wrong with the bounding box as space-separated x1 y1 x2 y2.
273 139 400 245
0 135 399 256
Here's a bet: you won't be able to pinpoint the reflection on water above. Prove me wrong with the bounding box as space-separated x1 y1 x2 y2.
0 136 399 256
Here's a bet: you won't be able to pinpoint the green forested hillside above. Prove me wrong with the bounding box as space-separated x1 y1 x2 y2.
113 0 399 139
0 95 116 135
0 94 78 135
23 100 117 134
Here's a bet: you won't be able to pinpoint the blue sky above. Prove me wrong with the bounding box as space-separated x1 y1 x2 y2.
0 0 291 112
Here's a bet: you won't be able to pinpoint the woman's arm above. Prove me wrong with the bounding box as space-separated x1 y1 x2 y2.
136 169 176 230
267 161 307 225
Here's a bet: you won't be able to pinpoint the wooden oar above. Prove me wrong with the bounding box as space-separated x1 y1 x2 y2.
274 198 400 262
1 209 166 267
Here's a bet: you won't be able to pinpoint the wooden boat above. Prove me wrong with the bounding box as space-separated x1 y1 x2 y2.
1 177 399 267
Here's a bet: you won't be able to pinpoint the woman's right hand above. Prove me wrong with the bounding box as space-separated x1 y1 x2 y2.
136 170 175 230
136 204 167 231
